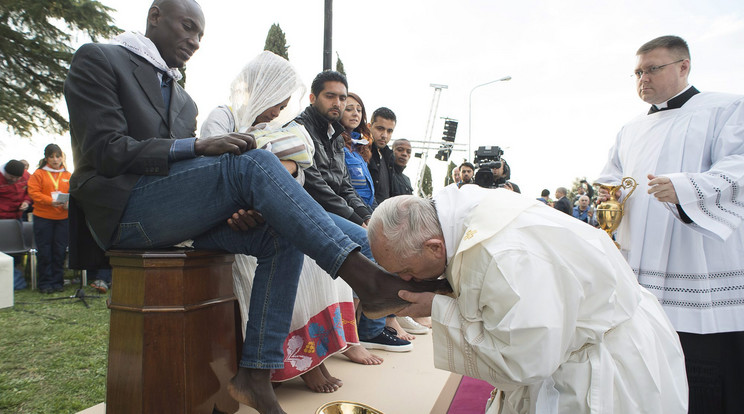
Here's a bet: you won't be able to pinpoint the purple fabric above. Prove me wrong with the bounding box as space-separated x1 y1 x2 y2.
447 376 495 413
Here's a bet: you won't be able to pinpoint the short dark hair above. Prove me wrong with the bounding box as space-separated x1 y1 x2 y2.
311 70 348 96
637 35 690 60
459 162 475 171
541 189 550 197
370 107 396 124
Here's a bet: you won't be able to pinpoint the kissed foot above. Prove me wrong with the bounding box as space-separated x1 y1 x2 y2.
386 317 415 341
300 363 341 393
228 367 286 414
343 344 384 365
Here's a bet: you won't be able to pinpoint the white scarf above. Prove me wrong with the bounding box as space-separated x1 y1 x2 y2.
110 31 183 81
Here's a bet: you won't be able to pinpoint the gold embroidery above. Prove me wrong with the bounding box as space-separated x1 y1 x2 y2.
464 229 477 240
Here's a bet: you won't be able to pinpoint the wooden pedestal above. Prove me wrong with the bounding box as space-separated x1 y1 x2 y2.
105 250 239 414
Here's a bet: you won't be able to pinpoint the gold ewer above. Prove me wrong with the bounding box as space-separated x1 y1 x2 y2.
595 177 638 248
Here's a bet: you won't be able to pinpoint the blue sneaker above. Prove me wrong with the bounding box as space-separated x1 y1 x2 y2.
360 327 413 352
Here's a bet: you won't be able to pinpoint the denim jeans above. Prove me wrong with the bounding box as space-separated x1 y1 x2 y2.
34 216 68 290
111 150 359 369
326 213 387 340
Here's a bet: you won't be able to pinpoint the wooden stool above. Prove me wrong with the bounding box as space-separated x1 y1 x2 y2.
105 250 239 414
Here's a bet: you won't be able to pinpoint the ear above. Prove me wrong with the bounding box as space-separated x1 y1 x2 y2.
423 238 446 259
680 59 690 78
147 6 161 28
309 93 316 105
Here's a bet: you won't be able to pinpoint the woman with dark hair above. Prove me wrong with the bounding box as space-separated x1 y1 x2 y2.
341 93 376 209
27 144 71 293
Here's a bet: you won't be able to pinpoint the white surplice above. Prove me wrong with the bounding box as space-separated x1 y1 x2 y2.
432 186 687 414
596 91 744 334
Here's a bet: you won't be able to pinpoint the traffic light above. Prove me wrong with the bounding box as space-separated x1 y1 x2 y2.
435 143 453 161
442 120 458 142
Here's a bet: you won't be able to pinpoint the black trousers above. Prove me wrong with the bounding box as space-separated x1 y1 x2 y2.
678 331 744 414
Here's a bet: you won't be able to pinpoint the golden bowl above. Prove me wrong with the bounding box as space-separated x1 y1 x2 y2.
315 400 384 414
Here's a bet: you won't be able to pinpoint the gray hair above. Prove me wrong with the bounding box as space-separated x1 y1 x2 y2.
368 195 443 259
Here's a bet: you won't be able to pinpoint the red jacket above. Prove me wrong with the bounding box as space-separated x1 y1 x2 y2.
0 170 31 219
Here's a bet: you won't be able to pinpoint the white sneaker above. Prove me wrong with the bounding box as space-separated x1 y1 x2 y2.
397 316 430 335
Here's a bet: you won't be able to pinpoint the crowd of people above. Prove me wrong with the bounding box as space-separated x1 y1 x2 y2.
3 0 742 412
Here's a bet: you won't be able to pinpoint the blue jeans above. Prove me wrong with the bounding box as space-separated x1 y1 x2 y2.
34 216 68 290
111 150 359 369
327 214 386 340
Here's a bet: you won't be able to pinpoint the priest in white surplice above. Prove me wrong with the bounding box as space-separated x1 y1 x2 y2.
596 35 744 413
367 186 687 414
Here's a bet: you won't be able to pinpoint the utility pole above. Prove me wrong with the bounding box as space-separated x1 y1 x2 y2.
323 0 333 70
415 84 448 193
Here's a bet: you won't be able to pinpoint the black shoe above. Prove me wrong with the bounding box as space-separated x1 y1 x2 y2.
359 327 413 352
53 286 64 292
40 287 53 294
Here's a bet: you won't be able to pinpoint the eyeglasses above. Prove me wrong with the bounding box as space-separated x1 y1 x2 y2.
632 59 684 79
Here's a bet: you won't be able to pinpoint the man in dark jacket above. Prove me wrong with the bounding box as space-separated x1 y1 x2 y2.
294 71 372 226
554 187 573 215
367 107 397 205
391 139 413 196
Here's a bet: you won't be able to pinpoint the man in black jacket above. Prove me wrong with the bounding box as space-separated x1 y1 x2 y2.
294 71 372 226
391 139 413 196
368 107 397 205
554 187 573 215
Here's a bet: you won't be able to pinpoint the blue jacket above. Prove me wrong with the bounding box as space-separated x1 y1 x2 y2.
344 147 375 208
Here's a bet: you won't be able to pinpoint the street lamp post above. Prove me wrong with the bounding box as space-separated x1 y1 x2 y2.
468 76 512 159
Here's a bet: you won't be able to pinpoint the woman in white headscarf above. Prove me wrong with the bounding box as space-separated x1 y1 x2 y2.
201 51 358 393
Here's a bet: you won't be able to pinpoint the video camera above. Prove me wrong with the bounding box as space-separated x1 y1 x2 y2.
473 146 503 188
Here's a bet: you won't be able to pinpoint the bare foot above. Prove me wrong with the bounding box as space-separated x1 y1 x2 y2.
387 317 415 341
413 316 432 328
343 344 384 365
300 363 340 393
319 363 343 388
228 367 286 414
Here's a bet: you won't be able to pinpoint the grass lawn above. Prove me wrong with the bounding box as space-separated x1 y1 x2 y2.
0 281 109 413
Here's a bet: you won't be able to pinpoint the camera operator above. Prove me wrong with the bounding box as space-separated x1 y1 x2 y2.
472 146 521 193
458 162 475 187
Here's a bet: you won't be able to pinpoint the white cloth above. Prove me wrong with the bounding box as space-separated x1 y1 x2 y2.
431 186 688 414
596 91 744 334
110 31 182 81
228 51 305 131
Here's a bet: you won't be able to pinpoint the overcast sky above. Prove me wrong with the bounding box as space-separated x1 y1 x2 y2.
2 0 743 197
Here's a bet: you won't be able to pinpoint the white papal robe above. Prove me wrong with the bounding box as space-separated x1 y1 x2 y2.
596 91 744 334
432 186 687 414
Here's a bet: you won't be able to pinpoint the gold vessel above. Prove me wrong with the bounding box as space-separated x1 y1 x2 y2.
316 400 384 414
595 177 638 248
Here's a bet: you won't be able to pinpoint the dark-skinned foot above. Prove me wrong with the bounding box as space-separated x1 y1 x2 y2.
228 367 286 414
319 363 343 388
300 364 340 393
338 251 452 319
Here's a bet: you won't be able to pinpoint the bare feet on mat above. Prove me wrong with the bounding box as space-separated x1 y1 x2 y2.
343 344 384 365
386 316 415 341
228 367 286 414
339 251 453 319
300 363 341 393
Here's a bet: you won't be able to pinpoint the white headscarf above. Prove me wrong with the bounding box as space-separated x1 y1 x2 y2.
229 51 305 130
111 31 183 81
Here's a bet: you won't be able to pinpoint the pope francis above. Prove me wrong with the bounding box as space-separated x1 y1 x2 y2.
367 185 688 414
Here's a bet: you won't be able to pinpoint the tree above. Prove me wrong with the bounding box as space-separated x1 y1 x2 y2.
264 23 289 60
417 164 433 198
0 0 119 137
335 52 345 75
444 161 457 186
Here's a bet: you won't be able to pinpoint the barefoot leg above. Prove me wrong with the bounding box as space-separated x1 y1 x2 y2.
228 367 287 414
300 365 340 393
319 363 343 388
387 316 415 341
343 344 384 365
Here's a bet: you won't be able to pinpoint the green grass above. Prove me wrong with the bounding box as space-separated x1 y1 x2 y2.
0 281 109 413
